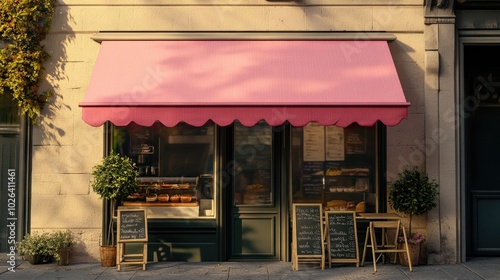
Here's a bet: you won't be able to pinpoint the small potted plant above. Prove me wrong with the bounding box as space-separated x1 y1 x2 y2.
17 232 56 265
91 151 139 267
388 166 439 266
51 230 75 266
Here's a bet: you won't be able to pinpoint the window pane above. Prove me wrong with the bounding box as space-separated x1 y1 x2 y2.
233 121 273 206
113 121 215 218
291 123 377 213
0 95 20 125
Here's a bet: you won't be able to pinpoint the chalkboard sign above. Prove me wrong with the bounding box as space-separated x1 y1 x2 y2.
293 204 324 256
325 211 359 266
292 203 325 270
117 209 148 242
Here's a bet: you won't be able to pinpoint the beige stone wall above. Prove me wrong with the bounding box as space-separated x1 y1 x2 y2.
32 0 424 261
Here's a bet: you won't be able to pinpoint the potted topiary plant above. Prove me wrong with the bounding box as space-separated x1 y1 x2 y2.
388 166 439 266
51 230 75 266
91 151 139 267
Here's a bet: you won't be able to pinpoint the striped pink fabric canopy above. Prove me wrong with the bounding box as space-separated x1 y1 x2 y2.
80 40 409 127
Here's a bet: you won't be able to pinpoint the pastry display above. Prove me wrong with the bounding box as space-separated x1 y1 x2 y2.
346 201 356 211
170 194 181 203
180 194 192 203
124 177 199 206
327 200 347 209
355 201 366 213
245 184 264 191
160 183 174 189
243 184 269 204
126 193 144 201
158 194 169 202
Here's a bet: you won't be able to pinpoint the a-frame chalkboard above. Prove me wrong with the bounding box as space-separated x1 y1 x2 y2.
325 211 359 267
117 209 147 242
292 203 325 270
116 209 148 270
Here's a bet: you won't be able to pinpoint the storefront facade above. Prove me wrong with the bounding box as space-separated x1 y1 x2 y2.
78 34 408 261
19 0 499 264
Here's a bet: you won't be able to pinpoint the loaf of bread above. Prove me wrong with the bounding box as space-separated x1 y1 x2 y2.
355 201 366 213
170 194 180 203
327 200 347 209
158 194 169 202
180 194 192 203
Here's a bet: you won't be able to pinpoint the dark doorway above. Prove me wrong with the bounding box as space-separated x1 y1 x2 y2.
0 95 22 253
464 45 500 257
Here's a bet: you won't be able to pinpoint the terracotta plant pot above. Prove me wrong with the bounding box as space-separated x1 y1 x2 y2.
57 247 71 266
99 246 117 267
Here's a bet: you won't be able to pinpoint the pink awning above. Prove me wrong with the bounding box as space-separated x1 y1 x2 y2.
80 40 409 127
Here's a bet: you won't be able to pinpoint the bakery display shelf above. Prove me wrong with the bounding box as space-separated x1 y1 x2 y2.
326 189 369 193
324 174 369 178
122 201 198 207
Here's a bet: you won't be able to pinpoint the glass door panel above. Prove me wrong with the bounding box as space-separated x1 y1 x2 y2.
229 121 280 260
233 121 273 206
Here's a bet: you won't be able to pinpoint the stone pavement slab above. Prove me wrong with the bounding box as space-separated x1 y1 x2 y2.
1 258 499 280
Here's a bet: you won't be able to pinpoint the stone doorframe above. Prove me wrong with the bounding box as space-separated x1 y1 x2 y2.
424 0 458 264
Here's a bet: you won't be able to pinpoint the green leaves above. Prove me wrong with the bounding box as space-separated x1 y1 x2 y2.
388 166 439 234
91 152 139 246
91 152 139 200
16 230 74 261
389 167 439 215
0 0 55 124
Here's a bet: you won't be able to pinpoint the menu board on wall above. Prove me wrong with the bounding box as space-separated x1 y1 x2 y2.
303 123 325 162
326 126 345 161
302 161 324 197
325 211 359 265
345 127 367 155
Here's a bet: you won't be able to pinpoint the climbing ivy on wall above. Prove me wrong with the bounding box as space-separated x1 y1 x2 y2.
0 0 56 124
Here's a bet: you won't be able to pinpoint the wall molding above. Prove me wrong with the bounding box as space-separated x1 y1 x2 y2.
91 32 397 43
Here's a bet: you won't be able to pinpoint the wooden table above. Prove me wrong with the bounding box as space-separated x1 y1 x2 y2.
357 212 412 272
357 212 401 220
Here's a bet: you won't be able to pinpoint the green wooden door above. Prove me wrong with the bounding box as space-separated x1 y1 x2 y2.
228 122 281 260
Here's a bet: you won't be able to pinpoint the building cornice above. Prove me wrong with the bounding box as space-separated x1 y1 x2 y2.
91 32 397 43
425 0 455 25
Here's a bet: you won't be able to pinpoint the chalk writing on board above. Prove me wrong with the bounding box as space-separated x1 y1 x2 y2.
119 210 146 241
327 212 357 259
294 205 322 255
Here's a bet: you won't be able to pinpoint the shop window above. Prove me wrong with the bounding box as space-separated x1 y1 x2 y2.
113 121 216 219
291 123 377 213
0 94 20 127
233 121 273 206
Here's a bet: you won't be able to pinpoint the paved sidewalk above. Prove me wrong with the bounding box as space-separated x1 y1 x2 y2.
1 258 499 279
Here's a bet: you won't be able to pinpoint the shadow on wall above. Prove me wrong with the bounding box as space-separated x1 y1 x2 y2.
36 0 76 145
